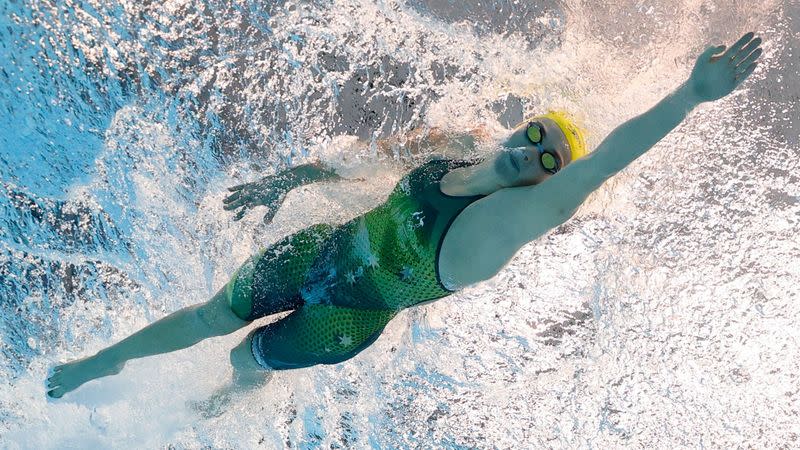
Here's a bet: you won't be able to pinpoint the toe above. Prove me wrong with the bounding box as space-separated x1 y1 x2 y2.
47 388 64 399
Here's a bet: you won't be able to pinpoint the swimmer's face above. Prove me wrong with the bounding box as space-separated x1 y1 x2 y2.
492 118 572 187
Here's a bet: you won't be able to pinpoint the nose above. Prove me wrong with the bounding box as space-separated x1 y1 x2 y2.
512 148 531 163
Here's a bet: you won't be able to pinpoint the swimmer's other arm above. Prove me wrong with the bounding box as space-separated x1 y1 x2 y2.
223 161 342 222
444 34 761 285
373 125 490 162
223 126 487 222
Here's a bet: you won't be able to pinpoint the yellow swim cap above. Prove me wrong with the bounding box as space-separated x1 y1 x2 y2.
535 110 588 163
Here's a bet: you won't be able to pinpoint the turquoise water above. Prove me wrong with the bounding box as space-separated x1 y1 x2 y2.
1 0 798 448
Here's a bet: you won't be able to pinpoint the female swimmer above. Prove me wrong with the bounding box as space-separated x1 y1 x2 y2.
47 34 762 408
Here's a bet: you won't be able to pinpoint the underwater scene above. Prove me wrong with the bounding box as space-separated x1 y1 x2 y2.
1 0 798 447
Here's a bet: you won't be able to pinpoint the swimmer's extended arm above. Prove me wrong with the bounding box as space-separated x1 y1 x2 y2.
535 32 762 220
439 34 762 286
224 161 342 222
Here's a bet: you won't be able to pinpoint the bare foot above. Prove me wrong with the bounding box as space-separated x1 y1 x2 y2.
189 371 272 418
46 352 125 398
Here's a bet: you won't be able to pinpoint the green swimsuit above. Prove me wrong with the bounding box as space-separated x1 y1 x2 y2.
228 159 483 370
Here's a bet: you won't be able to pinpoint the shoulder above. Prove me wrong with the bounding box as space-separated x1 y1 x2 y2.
405 158 478 186
414 158 479 174
438 186 565 289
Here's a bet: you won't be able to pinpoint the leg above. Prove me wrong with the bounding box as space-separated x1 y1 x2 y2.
250 304 397 370
235 223 335 320
48 223 333 399
190 225 342 415
46 284 248 398
194 305 397 416
191 332 272 418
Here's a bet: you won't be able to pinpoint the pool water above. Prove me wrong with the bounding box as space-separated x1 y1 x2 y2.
1 0 799 447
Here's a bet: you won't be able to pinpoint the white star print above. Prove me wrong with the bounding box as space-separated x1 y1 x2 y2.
338 335 353 347
346 271 356 285
366 253 380 269
399 266 414 281
411 211 425 228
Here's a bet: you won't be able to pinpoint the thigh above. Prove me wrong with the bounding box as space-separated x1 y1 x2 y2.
228 223 335 321
250 305 396 370
197 284 252 335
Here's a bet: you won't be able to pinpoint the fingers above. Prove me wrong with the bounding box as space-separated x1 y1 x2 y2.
227 183 246 192
737 48 762 71
732 37 762 65
233 209 247 221
722 32 756 60
735 62 758 84
223 198 247 211
223 191 241 204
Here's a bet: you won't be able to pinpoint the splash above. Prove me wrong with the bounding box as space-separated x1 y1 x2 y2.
1 0 798 447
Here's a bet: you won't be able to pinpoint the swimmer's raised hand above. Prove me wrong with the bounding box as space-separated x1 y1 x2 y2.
687 32 762 103
223 162 342 223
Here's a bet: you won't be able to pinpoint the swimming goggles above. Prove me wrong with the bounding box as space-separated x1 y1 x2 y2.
526 121 561 174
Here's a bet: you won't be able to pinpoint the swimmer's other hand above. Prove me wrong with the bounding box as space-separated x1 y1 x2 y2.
223 175 290 223
687 32 762 103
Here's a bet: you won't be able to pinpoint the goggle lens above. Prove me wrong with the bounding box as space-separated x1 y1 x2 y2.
526 122 543 143
541 153 557 171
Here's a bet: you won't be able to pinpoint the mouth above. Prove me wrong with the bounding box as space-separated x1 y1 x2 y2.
508 151 520 173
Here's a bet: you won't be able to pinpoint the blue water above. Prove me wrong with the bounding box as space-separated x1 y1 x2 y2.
2 0 799 448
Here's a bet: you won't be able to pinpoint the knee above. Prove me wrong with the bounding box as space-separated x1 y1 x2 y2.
195 305 242 338
230 335 267 374
196 288 249 337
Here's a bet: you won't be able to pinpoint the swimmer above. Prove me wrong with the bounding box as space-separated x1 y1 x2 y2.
47 34 762 411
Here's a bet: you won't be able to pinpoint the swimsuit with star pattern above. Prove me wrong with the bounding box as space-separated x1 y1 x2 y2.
227 159 483 370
